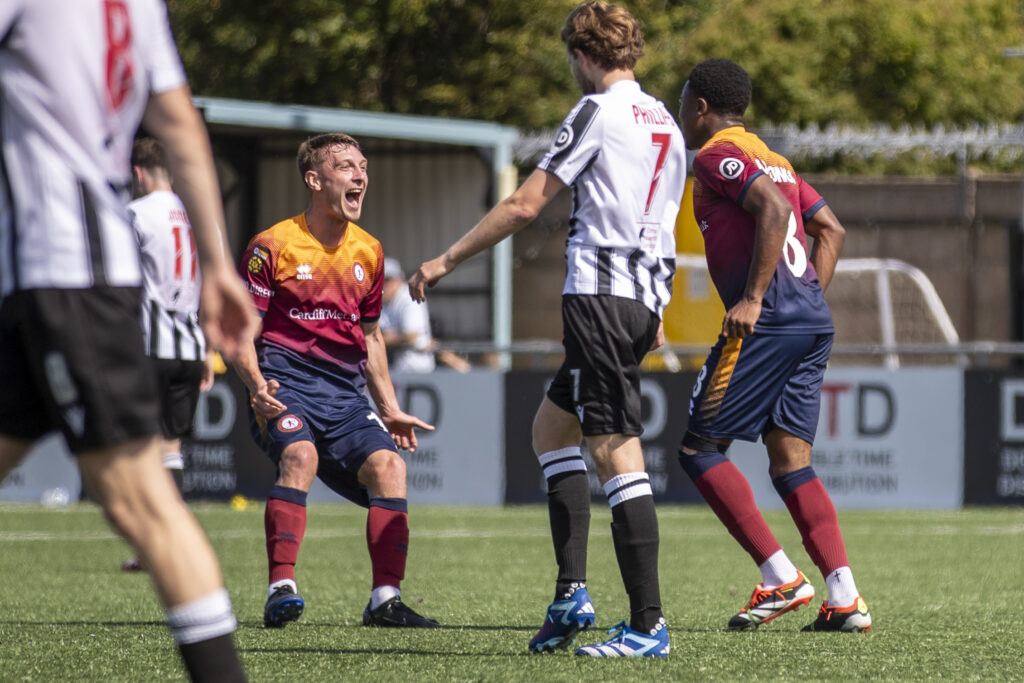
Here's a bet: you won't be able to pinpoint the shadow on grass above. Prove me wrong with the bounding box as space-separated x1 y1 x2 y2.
6 620 168 627
239 620 535 632
240 646 539 657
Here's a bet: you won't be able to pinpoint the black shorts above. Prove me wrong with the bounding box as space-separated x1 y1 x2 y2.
547 294 660 437
149 357 204 440
0 287 160 453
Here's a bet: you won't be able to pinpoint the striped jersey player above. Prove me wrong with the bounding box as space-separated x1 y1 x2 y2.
0 1 248 679
0 0 185 298
539 79 684 316
131 187 206 361
410 0 683 658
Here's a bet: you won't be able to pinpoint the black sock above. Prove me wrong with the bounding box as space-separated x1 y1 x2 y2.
178 633 246 683
170 467 184 493
610 496 663 633
547 470 591 600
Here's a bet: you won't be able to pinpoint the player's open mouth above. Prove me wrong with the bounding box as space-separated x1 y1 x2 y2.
345 188 363 204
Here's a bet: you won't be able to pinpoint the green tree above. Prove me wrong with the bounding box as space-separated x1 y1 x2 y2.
167 0 1024 130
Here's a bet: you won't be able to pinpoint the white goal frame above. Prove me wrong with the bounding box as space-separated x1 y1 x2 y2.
674 254 960 369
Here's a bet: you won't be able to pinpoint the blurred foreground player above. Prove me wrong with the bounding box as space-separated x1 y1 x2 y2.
411 0 684 657
676 58 870 633
121 137 216 572
0 1 256 680
233 134 438 629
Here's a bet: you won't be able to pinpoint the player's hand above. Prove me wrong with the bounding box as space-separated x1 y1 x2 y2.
252 379 286 418
381 410 435 452
722 298 761 338
200 264 259 363
199 352 216 392
408 255 452 303
649 321 666 351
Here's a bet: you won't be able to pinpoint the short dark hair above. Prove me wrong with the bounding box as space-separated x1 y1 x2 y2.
297 133 361 179
561 0 644 71
131 137 167 171
687 59 752 117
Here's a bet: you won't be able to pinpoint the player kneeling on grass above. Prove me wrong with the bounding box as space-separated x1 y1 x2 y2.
676 58 870 633
233 133 438 629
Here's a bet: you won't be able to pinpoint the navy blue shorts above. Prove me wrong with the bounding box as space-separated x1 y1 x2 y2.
686 332 833 445
250 384 396 508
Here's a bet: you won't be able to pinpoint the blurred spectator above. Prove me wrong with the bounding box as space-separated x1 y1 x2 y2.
380 257 470 373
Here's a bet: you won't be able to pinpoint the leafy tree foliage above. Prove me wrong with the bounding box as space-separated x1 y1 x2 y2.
167 0 1024 130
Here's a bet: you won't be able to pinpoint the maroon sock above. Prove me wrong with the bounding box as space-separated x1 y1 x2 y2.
366 498 409 589
783 478 849 575
265 488 307 585
696 460 781 565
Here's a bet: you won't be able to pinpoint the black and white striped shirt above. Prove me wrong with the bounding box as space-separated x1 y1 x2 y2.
130 191 206 361
538 80 686 317
0 0 186 299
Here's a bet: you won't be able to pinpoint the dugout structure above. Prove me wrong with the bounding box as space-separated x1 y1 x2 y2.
194 96 518 362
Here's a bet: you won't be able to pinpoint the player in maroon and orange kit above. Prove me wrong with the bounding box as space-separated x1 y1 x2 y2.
232 133 439 629
676 59 871 632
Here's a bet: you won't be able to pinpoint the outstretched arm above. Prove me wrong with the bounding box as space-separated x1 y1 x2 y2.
142 85 257 361
408 168 564 301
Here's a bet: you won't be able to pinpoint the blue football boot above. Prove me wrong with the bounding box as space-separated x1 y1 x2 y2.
575 618 670 658
528 585 596 653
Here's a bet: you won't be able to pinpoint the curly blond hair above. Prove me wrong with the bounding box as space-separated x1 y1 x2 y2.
561 0 644 71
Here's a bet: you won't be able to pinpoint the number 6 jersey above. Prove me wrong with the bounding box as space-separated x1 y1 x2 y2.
691 126 833 335
537 79 686 318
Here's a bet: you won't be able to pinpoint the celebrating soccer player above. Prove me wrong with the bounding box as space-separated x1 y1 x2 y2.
410 0 684 657
676 58 871 633
233 133 439 630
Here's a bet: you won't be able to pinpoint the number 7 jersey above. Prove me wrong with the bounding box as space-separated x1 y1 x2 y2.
691 126 833 335
537 79 685 318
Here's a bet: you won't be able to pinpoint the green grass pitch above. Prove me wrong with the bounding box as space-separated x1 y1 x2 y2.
1 503 1022 681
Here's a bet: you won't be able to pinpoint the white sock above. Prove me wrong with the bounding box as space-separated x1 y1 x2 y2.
166 588 238 644
370 585 400 610
759 549 799 588
825 566 859 607
162 452 185 470
267 578 297 600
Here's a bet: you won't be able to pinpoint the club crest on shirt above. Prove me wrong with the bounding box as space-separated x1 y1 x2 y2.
248 246 269 274
552 125 574 153
277 414 303 433
718 157 744 180
353 263 365 282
